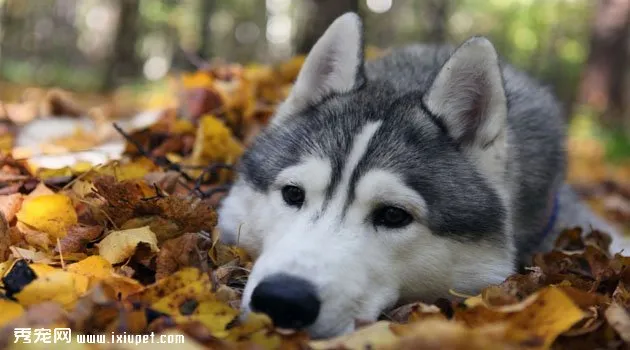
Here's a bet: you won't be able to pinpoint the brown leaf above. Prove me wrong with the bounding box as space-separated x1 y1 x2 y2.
94 176 217 239
554 227 586 252
55 224 103 254
155 232 212 280
0 212 9 262
16 221 52 250
66 283 119 333
0 193 24 222
585 229 613 253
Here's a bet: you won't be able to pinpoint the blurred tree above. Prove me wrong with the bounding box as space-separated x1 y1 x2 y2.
424 0 450 42
296 0 359 54
197 0 215 59
577 0 630 126
103 0 141 91
0 1 9 67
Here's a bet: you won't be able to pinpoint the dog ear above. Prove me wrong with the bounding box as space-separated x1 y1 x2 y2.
272 12 365 125
423 37 507 148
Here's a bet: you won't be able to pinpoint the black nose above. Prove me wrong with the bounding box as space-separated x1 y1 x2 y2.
250 274 321 329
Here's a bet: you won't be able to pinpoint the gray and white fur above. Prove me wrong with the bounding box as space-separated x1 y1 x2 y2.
218 13 628 338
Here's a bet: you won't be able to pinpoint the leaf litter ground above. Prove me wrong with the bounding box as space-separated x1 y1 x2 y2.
1 55 630 350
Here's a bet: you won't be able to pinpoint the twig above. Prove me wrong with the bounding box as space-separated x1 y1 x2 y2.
112 123 195 182
57 238 65 270
190 162 233 196
195 184 232 199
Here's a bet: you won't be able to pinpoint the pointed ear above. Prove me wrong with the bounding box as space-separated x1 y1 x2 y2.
423 37 507 147
273 12 365 125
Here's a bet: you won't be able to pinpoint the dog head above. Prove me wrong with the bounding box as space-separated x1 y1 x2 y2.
218 12 517 338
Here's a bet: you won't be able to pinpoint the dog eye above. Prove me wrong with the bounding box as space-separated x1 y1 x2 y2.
281 185 305 207
373 206 412 228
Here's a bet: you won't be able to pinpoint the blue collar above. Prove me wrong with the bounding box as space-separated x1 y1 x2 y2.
538 193 560 244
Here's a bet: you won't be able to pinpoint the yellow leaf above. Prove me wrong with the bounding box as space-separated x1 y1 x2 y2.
37 166 73 180
0 259 15 279
225 312 283 349
103 274 144 299
130 267 207 304
67 255 143 298
172 119 195 133
71 161 94 174
151 279 216 316
310 321 398 350
96 226 159 264
190 115 243 166
15 270 89 309
16 194 77 238
456 286 585 350
67 255 113 281
95 161 153 181
386 319 510 350
0 299 24 327
0 133 13 152
181 71 214 89
29 263 57 276
173 300 238 336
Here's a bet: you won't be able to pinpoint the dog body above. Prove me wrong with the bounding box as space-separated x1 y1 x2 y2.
218 13 626 338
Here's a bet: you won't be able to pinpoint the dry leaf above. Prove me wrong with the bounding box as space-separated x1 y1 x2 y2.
605 302 630 342
15 269 89 309
0 193 24 222
0 299 25 328
55 224 102 254
16 193 77 238
96 226 159 264
155 232 212 280
0 212 9 261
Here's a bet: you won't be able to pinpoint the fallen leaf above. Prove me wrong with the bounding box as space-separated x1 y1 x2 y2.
96 226 159 264
25 182 55 199
0 299 25 327
14 269 89 309
0 212 9 261
155 232 212 280
310 321 399 350
456 286 585 349
130 267 208 305
190 115 243 167
386 320 515 350
16 221 52 250
9 246 53 264
0 193 24 222
16 193 77 238
605 302 630 342
55 224 103 254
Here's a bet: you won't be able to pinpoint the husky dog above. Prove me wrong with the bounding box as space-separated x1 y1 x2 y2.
217 13 627 338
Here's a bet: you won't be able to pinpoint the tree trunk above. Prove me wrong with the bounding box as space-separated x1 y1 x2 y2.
577 0 630 126
0 0 9 67
197 0 214 60
424 0 450 43
296 0 359 55
102 0 141 91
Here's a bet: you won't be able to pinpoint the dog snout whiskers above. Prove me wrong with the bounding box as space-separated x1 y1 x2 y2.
250 273 321 329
